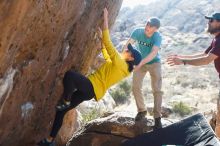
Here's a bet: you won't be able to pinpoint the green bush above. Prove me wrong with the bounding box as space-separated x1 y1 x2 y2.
81 107 103 124
172 101 192 117
110 88 128 104
118 80 131 93
109 80 131 105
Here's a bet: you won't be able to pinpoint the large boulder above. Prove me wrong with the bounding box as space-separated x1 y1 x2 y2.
67 112 173 146
56 109 80 146
0 0 122 146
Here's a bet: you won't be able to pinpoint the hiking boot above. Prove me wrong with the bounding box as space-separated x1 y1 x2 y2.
56 99 71 111
135 111 147 121
37 138 55 146
153 117 162 130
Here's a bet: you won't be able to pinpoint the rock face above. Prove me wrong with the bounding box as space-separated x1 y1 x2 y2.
0 0 122 146
67 112 173 146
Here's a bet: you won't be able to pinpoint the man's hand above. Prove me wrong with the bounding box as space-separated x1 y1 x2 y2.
134 62 143 72
167 55 184 66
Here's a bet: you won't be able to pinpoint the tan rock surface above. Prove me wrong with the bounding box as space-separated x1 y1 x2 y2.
68 112 152 146
0 0 122 146
67 112 173 146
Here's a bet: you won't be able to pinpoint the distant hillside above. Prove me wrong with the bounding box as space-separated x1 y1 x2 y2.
114 0 220 34
112 0 220 54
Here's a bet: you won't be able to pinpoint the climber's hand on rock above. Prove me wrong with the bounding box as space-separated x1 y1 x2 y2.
103 8 109 30
103 8 108 20
97 27 102 39
94 27 102 50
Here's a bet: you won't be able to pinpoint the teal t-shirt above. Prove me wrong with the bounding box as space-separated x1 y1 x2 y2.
131 28 162 64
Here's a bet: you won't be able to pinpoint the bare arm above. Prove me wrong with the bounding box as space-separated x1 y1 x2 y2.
183 53 218 66
167 53 218 66
134 46 159 71
168 53 207 59
103 8 108 30
139 46 159 65
102 8 120 60
178 53 207 59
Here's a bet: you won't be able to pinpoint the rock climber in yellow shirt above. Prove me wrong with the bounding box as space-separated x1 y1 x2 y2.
37 8 142 146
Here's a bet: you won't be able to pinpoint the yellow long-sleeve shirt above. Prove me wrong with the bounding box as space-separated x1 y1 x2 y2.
88 29 130 101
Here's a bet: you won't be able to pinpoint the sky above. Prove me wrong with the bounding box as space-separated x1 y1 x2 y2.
122 0 155 8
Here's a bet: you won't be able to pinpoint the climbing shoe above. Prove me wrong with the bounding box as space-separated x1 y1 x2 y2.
153 117 162 130
135 111 147 121
56 99 71 111
37 138 55 146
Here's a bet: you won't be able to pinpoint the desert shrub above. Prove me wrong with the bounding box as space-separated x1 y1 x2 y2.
81 107 103 124
109 80 131 105
118 80 131 92
172 101 192 117
109 88 127 104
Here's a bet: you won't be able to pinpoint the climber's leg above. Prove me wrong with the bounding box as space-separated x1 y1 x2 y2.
56 70 94 111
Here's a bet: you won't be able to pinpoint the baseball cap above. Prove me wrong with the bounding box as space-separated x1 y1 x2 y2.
205 12 220 21
127 43 142 65
147 17 161 28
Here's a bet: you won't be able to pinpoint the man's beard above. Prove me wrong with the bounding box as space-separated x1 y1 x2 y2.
207 25 220 34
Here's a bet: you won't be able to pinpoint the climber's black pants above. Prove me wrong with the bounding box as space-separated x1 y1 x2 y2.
50 70 95 137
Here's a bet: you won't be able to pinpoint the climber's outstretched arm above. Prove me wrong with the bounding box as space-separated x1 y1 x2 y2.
102 8 120 60
103 8 109 30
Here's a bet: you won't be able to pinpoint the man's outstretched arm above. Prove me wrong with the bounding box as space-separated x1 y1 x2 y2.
167 53 218 66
